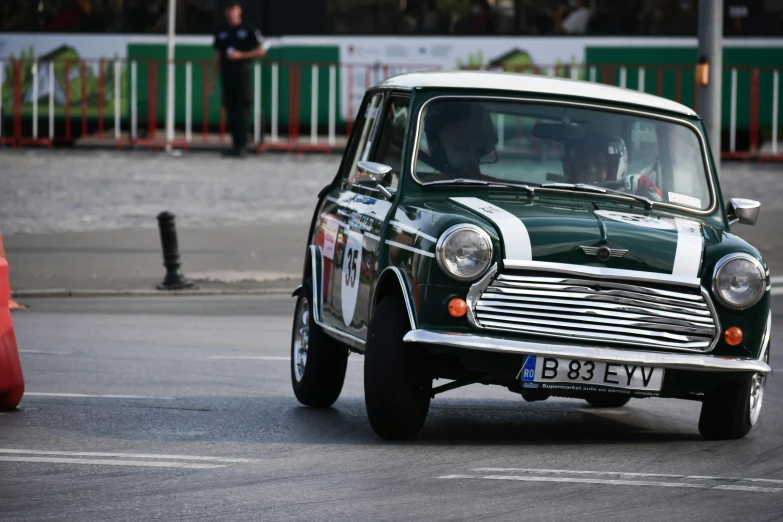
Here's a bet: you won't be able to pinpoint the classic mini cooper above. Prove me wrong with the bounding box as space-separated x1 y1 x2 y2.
290 70 771 441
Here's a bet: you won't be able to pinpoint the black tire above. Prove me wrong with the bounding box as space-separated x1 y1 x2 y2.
364 295 432 440
290 279 349 408
698 348 768 440
584 394 632 408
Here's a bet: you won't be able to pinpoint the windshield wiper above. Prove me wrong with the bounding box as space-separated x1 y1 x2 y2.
539 182 654 210
425 178 536 196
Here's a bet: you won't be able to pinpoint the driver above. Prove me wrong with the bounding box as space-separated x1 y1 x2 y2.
562 132 662 200
422 101 498 179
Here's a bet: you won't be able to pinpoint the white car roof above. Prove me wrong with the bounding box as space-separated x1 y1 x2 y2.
377 70 697 117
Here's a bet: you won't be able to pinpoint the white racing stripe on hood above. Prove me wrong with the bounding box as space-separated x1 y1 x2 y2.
450 197 532 261
672 217 704 278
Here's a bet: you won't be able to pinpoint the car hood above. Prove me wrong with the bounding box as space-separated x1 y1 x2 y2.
443 195 708 278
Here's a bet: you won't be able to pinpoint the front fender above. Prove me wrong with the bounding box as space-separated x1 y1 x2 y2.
372 266 418 331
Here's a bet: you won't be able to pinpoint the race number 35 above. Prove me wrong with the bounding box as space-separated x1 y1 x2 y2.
341 231 363 327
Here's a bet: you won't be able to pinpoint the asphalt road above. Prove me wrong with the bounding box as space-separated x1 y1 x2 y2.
2 295 782 521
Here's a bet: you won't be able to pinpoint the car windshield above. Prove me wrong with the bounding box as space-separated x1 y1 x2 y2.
413 98 712 211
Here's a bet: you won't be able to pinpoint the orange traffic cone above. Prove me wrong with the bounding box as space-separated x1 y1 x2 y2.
0 256 24 409
0 232 26 311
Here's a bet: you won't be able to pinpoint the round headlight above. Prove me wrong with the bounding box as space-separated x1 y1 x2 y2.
436 224 493 282
713 253 766 310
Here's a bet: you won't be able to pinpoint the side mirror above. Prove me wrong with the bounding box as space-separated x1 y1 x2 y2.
355 161 392 187
727 198 761 226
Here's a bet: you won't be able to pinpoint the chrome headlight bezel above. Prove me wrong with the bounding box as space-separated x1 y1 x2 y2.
436 224 493 282
711 253 767 311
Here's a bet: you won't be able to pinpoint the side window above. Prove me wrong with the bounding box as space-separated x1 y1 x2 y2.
341 92 384 183
372 95 410 190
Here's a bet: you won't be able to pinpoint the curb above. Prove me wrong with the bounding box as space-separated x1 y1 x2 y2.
11 288 295 298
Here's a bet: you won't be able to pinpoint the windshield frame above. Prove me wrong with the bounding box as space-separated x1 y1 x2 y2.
407 93 718 217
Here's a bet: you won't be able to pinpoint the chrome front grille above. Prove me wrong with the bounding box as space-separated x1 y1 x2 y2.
472 272 719 352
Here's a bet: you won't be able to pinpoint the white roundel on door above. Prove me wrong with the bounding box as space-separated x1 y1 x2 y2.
341 230 363 326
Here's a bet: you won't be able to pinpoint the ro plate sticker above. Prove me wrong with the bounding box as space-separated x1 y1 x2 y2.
594 210 675 230
341 230 363 326
668 192 702 208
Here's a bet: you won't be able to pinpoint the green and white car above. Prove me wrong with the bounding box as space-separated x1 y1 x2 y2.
290 70 771 440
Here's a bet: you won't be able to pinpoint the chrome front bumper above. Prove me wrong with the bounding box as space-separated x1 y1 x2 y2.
403 330 772 374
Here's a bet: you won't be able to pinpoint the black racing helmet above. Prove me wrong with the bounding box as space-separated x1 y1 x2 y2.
423 100 498 167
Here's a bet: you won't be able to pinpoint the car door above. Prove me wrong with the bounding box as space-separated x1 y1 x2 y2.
318 90 410 346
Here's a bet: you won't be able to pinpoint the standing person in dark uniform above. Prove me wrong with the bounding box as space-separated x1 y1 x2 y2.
210 0 266 157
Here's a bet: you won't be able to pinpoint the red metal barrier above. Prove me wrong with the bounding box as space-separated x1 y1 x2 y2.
1 58 779 161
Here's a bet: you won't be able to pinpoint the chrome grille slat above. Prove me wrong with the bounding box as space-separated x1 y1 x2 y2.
485 288 712 317
475 304 717 335
490 282 708 311
476 299 715 325
473 271 719 352
479 320 713 350
497 274 706 302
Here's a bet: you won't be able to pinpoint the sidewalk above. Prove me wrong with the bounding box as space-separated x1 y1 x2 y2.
3 224 308 296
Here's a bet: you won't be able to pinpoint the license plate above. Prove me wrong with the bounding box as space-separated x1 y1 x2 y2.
519 355 664 392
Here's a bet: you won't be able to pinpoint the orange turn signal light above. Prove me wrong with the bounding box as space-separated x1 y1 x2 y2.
448 298 468 318
724 327 744 346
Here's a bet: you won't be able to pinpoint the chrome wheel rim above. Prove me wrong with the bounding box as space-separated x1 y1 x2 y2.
293 299 309 383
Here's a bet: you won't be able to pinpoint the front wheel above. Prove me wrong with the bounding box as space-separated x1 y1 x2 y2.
290 279 349 408
698 371 766 440
364 296 432 440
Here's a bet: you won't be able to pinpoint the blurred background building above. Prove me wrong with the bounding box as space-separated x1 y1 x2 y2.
1 0 781 37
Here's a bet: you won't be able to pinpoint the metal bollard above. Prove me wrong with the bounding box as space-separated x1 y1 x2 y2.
156 211 196 290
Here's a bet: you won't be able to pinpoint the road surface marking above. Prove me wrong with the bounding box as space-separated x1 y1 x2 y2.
438 474 782 493
23 392 176 400
0 449 258 463
0 456 225 469
471 468 783 485
18 350 71 355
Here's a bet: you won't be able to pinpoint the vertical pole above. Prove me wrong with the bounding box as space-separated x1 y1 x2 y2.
50 61 55 140
165 0 177 148
201 63 208 142
98 58 104 138
131 61 138 140
697 0 723 167
749 68 760 155
271 62 278 142
619 66 627 89
328 64 336 147
65 61 71 140
148 61 157 140
311 64 318 145
730 67 737 153
114 60 121 140
773 70 779 156
81 62 87 138
589 66 596 82
675 68 682 103
13 61 21 145
254 62 261 144
185 61 192 142
638 67 645 92
32 60 38 139
570 65 578 81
